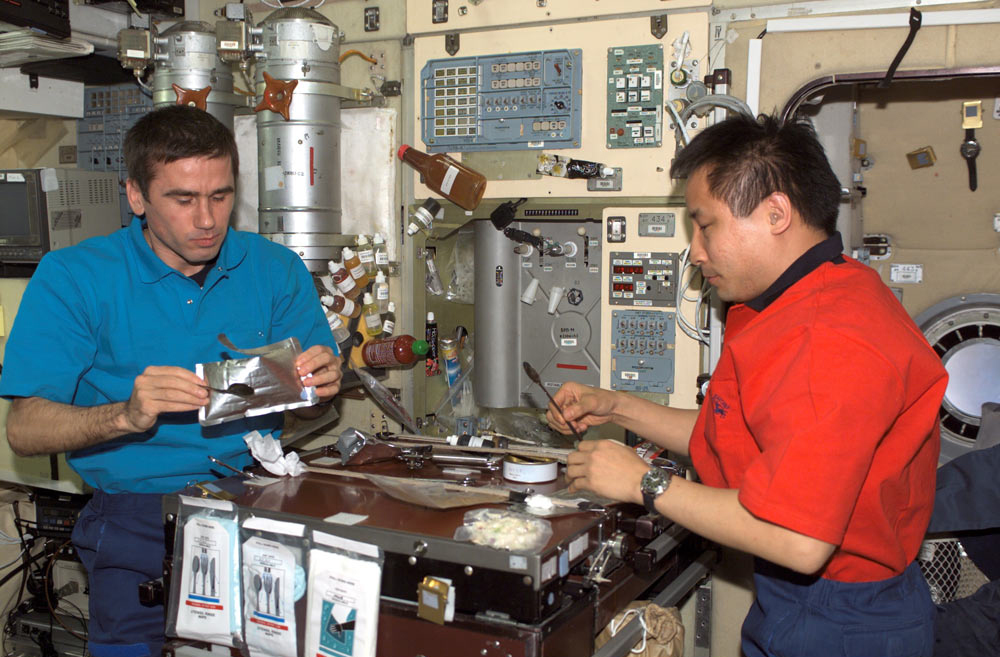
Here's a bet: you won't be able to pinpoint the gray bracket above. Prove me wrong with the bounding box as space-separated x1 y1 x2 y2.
587 167 622 192
445 32 460 56
651 15 668 39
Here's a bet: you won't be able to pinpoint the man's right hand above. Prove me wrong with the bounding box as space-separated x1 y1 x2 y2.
121 365 211 433
546 382 620 436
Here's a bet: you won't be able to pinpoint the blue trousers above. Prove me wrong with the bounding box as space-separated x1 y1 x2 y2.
742 560 935 657
71 491 166 657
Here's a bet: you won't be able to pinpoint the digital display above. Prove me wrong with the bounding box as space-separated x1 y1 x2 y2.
0 182 31 237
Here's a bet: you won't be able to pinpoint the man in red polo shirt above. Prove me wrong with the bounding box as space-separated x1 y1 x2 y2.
548 114 946 657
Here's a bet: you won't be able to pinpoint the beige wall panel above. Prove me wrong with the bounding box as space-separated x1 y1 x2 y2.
410 12 709 200
406 0 710 34
870 249 1000 318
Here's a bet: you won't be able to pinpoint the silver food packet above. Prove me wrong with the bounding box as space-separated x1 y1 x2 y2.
197 334 319 427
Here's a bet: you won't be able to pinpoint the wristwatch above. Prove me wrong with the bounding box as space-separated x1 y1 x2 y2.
640 467 672 514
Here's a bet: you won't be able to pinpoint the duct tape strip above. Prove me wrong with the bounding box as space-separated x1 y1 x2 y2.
502 455 558 483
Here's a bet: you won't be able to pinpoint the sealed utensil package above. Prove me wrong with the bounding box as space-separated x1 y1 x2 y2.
166 496 242 648
198 334 320 426
241 517 307 657
305 531 383 657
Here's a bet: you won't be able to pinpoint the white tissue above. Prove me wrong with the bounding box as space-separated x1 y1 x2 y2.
243 431 305 477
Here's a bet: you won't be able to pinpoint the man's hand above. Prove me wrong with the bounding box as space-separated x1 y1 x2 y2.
122 365 211 433
565 439 648 503
546 382 621 435
295 345 342 400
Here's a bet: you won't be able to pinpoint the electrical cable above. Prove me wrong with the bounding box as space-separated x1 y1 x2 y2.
339 49 378 65
674 246 711 345
664 100 690 147
44 541 88 644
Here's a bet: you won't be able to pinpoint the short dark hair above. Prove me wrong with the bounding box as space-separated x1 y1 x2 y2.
670 114 841 234
124 105 239 200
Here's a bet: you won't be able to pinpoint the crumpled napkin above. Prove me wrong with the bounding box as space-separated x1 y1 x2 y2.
243 430 305 477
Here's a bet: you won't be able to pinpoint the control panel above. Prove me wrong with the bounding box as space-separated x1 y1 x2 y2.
608 250 678 307
77 83 152 226
610 309 676 393
606 44 663 149
420 49 583 152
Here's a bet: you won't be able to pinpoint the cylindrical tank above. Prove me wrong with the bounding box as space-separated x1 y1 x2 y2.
254 8 342 270
151 21 238 129
474 219 522 408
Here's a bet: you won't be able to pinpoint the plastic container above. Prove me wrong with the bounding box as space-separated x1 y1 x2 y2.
382 301 396 337
325 294 360 318
373 232 389 267
361 335 430 368
328 260 360 300
398 144 487 211
425 311 440 376
373 271 389 313
356 234 377 276
326 312 351 344
342 247 370 289
361 292 382 337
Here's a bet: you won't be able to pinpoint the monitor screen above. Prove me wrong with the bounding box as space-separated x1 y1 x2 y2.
0 181 32 237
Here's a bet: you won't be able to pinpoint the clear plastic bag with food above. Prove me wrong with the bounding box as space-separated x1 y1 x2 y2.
453 508 552 553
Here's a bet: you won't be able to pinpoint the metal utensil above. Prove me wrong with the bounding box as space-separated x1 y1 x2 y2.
201 382 255 397
191 555 200 594
252 572 263 612
262 568 273 615
200 549 209 595
522 361 584 445
273 576 280 617
209 557 216 597
207 455 260 480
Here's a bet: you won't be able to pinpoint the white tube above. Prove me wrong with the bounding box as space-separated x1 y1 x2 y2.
521 278 540 305
547 286 564 315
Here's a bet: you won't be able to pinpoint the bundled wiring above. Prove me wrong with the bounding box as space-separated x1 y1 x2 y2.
675 246 711 345
44 541 88 646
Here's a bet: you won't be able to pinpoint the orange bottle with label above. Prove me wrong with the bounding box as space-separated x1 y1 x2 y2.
362 335 430 368
397 144 487 211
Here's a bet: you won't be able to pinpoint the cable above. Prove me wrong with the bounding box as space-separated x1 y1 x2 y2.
44 541 87 644
664 100 690 147
339 49 379 65
674 246 711 345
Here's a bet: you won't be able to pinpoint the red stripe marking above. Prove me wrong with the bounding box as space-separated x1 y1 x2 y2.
556 363 588 371
309 147 315 185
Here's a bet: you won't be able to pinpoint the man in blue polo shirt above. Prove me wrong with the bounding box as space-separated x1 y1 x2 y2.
0 105 341 656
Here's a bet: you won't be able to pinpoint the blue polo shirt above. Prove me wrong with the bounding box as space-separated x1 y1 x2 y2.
0 218 337 493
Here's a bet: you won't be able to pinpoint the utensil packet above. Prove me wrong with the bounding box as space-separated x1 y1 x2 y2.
166 496 242 648
305 530 383 657
241 517 307 657
198 335 319 426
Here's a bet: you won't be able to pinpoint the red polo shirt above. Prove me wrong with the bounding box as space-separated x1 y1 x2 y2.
689 235 947 582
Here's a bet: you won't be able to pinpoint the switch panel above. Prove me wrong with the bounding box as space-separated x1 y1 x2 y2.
420 49 583 152
610 309 676 393
606 44 663 149
609 250 678 307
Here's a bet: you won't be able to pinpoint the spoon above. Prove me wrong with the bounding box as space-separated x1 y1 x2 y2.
201 382 255 397
253 572 263 612
191 555 200 594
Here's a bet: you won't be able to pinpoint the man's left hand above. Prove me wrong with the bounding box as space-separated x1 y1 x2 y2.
295 345 343 400
565 439 649 504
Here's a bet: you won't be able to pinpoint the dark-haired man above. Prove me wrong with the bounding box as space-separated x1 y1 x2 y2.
548 114 946 657
1 105 341 657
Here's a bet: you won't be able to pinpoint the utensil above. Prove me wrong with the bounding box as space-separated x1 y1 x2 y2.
273 576 280 617
207 455 260 480
352 365 422 434
252 572 263 612
209 557 216 597
191 555 200 594
522 361 584 445
262 568 274 614
200 549 209 595
201 382 255 397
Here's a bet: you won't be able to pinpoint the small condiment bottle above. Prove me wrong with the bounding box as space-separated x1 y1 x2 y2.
382 301 396 337
361 292 382 337
328 260 360 300
326 311 351 344
373 232 389 269
373 270 389 313
356 234 377 276
342 247 370 289
324 293 360 318
397 144 487 211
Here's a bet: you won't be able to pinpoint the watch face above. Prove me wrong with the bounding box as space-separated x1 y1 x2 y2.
960 140 981 159
641 467 670 495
